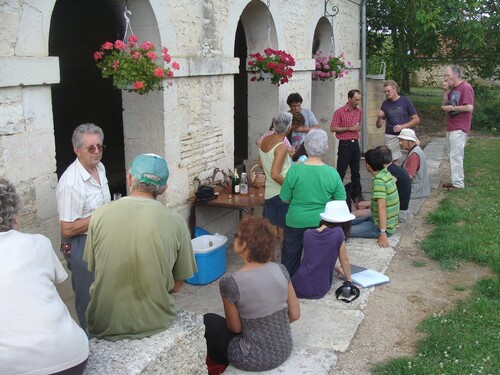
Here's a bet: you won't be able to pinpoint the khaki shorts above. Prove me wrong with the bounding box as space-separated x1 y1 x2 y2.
385 134 402 161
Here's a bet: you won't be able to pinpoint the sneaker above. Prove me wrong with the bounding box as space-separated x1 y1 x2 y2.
399 210 412 223
442 182 454 188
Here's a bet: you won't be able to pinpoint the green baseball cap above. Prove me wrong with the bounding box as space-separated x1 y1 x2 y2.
130 153 169 187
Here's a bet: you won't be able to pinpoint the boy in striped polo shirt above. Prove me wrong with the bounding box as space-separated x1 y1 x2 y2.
350 148 400 247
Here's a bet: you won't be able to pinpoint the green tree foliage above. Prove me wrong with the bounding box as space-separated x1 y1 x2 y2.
367 0 500 91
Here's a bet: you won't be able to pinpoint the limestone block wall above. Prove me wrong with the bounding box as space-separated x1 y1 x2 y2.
365 79 386 149
1 0 364 244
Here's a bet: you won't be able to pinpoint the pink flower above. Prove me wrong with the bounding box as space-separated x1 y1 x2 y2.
248 61 254 67
93 51 104 61
131 51 141 59
250 76 257 81
114 40 127 50
133 81 145 90
267 62 277 69
162 48 171 63
101 42 114 50
146 51 157 60
128 35 138 44
171 61 180 70
140 41 155 50
167 70 174 78
154 68 165 78
112 60 120 71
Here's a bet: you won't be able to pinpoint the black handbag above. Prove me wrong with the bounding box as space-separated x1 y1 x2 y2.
195 185 216 201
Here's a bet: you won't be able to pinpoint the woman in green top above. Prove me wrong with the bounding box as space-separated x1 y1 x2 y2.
259 112 293 254
280 129 346 276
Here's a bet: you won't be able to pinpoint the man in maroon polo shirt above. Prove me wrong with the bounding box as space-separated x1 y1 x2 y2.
331 89 363 195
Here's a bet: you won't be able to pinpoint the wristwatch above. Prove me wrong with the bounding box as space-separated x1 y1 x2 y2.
379 229 387 235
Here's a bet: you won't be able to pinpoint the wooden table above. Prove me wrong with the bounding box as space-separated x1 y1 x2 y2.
188 186 265 237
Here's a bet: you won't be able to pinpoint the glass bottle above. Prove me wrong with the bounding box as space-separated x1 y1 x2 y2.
232 168 240 194
240 172 248 195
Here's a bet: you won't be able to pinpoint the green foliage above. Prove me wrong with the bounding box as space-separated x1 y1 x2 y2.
472 84 500 133
367 0 500 91
373 138 500 374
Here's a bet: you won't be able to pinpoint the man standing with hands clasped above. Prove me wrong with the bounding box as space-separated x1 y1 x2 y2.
331 89 362 193
440 65 474 190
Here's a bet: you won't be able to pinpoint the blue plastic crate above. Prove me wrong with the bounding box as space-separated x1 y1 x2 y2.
186 235 227 285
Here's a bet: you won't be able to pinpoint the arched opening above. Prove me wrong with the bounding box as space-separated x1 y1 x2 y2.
233 20 248 166
238 0 280 167
49 0 126 195
311 17 337 166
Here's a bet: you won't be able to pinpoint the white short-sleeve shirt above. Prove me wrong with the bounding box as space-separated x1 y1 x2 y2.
57 158 111 223
0 230 89 374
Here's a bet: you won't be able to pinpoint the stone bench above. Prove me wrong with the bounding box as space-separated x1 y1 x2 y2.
84 310 207 374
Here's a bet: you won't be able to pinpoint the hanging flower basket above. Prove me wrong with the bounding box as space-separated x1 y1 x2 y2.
312 50 352 81
94 35 180 95
248 48 295 86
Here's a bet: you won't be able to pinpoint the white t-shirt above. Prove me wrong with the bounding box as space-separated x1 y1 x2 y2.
0 230 89 375
57 158 111 223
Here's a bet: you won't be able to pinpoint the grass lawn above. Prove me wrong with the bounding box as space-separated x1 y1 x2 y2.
372 137 500 375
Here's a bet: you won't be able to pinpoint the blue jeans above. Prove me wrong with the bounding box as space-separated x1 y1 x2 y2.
63 234 94 333
350 214 382 238
282 226 312 277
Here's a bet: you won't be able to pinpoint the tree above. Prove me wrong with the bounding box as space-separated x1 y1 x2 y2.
367 0 500 91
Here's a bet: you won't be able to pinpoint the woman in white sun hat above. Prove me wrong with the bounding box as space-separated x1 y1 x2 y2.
291 200 354 299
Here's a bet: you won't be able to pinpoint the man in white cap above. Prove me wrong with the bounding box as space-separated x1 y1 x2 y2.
83 154 197 341
398 129 430 199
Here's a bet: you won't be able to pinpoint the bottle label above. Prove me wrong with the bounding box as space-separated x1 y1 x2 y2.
235 185 240 193
240 184 248 194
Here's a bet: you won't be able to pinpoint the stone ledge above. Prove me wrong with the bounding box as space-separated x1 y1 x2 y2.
84 310 206 375
0 57 60 87
224 345 337 374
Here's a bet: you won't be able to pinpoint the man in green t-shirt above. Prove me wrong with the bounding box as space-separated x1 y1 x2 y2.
350 148 399 247
84 154 197 341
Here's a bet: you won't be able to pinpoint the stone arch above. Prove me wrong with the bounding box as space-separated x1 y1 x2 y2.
48 0 176 198
234 0 281 166
311 17 338 166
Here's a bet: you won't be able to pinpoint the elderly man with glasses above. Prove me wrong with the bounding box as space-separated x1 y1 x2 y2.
56 123 111 333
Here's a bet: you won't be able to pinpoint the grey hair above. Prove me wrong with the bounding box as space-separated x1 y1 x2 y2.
72 123 104 148
447 65 462 78
130 176 164 198
272 112 293 134
0 177 21 232
304 129 329 157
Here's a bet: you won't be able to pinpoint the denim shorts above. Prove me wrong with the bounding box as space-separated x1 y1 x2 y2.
263 195 289 228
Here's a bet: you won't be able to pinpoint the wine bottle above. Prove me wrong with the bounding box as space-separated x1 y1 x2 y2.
232 168 240 194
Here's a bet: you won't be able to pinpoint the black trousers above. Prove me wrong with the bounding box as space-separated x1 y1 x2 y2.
336 140 361 188
204 313 238 365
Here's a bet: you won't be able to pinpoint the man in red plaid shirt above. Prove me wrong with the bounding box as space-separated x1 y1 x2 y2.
331 89 363 193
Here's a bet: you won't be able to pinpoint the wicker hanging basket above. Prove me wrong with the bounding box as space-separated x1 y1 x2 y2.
249 164 266 188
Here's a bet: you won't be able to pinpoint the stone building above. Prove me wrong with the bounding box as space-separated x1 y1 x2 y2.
1 0 387 248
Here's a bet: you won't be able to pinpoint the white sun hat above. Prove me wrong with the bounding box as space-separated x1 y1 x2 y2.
397 128 417 142
320 200 356 223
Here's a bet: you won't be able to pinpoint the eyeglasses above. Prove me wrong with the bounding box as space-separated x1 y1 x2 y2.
85 144 106 153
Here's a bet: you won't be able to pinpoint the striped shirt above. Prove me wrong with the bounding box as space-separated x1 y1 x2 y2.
371 168 399 234
331 103 362 141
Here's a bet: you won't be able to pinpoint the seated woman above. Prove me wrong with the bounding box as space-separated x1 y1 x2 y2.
0 177 89 375
280 129 346 277
291 201 354 299
203 216 300 373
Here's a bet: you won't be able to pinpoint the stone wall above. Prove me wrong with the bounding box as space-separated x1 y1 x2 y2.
0 0 367 246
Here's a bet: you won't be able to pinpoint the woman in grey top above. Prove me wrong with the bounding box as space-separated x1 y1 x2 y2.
204 216 300 372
